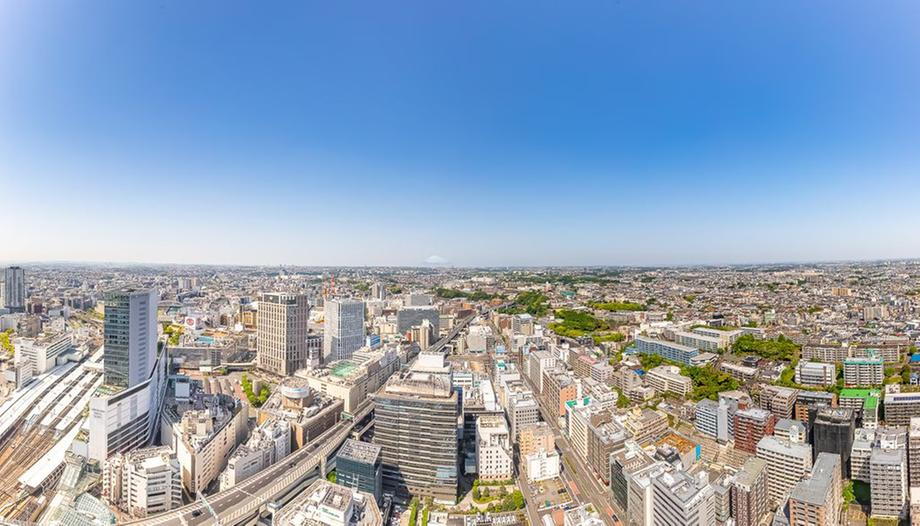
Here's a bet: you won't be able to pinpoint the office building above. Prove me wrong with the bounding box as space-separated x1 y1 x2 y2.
844 354 884 387
564 505 605 526
812 407 854 477
103 288 158 388
103 446 182 518
756 436 813 504
734 408 776 454
719 390 752 440
542 368 578 417
635 336 698 365
476 415 513 481
651 470 716 526
610 444 655 512
625 461 670 526
324 299 366 362
623 408 668 447
794 361 836 386
274 479 382 526
15 331 73 375
3 266 25 312
257 293 311 376
90 290 166 462
336 439 383 502
396 306 439 336
374 361 460 503
525 449 561 482
731 457 769 526
788 453 841 526
645 365 692 397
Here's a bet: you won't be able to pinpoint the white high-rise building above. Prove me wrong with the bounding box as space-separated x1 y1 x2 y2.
257 293 311 376
324 299 365 361
3 266 25 312
651 470 716 526
103 288 158 388
90 288 166 462
103 446 182 518
476 415 513 481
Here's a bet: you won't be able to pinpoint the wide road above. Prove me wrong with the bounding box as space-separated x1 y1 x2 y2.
127 307 485 526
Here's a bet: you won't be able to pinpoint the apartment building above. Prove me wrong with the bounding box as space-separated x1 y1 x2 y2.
844 354 884 387
756 436 813 504
759 385 798 420
788 453 841 526
635 336 699 365
645 365 692 397
103 446 182 518
731 457 769 526
734 408 776 454
794 361 836 386
542 368 578 418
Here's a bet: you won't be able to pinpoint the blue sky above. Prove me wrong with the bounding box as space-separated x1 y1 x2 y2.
2 1 919 266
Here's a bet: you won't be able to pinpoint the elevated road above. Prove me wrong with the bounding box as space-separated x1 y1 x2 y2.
127 308 484 526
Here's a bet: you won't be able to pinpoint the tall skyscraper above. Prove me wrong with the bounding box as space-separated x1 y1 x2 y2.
374 357 459 503
323 299 365 361
103 288 158 388
91 288 166 461
257 293 310 376
3 266 25 312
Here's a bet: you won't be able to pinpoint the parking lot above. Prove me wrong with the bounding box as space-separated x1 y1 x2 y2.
530 477 572 510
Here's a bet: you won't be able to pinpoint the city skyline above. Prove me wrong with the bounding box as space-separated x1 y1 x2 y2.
3 1 920 266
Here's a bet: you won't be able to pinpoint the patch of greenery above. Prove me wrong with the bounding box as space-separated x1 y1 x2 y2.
434 288 501 301
408 497 419 526
0 329 14 356
326 470 337 483
637 353 739 401
683 365 740 401
241 374 271 407
163 324 183 346
589 301 646 312
498 290 549 317
732 333 798 361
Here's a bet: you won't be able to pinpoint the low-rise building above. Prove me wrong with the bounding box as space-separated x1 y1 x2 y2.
274 479 382 526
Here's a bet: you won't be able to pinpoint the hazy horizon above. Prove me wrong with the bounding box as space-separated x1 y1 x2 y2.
3 1 919 266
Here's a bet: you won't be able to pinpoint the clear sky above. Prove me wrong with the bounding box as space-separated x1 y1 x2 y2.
2 1 919 267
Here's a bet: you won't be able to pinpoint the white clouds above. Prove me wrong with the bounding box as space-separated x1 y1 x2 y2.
424 255 449 265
